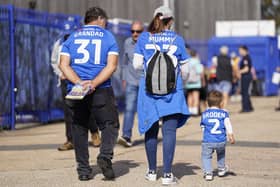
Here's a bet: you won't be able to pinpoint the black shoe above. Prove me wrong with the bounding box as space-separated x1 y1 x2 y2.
78 174 93 181
97 157 115 180
275 107 280 111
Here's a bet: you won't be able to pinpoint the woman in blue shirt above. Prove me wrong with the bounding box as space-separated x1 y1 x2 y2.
133 6 190 185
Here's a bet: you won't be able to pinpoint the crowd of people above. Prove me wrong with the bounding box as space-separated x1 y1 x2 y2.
50 5 279 185
184 44 257 116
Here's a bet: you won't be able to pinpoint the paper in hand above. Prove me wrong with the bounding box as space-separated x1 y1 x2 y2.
65 84 90 100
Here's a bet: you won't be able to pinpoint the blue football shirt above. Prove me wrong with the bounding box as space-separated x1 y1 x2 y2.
200 108 229 143
61 25 119 90
134 30 189 69
134 30 191 134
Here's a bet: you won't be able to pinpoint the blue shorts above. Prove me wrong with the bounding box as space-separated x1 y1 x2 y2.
217 81 232 94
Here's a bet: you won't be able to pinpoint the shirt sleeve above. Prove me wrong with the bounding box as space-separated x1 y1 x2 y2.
224 117 233 134
177 36 190 64
60 36 71 57
108 33 119 56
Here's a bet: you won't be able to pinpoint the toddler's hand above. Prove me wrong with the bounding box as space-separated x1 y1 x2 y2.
228 134 235 144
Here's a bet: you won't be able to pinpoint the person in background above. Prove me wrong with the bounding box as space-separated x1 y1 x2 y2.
200 90 235 181
59 7 119 181
216 46 233 107
199 63 208 113
184 49 203 116
183 43 191 100
51 34 101 151
118 21 144 147
133 6 190 185
230 52 241 102
238 45 254 113
208 55 218 92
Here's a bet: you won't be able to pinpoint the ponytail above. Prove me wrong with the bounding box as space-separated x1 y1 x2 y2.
148 13 164 33
148 13 174 34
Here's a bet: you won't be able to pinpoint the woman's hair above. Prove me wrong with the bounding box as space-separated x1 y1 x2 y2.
148 13 173 33
207 90 223 107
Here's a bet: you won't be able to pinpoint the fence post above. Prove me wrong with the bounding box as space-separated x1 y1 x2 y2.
8 5 16 130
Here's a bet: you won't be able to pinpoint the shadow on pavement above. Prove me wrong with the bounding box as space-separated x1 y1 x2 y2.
213 169 237 177
90 160 140 179
132 138 163 147
0 143 60 151
176 140 280 148
1 140 278 151
158 162 201 179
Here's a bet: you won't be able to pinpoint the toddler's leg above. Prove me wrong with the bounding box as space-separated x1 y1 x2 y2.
216 143 226 169
201 143 214 174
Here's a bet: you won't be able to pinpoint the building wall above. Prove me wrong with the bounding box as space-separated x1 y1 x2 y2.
175 0 261 39
1 0 261 40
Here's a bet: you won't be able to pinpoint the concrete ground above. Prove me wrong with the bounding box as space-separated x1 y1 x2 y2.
0 96 279 187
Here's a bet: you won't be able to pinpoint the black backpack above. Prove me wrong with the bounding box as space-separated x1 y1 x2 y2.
145 34 177 95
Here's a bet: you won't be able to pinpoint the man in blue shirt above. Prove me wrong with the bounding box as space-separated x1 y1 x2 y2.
51 34 101 151
59 7 119 181
118 21 144 147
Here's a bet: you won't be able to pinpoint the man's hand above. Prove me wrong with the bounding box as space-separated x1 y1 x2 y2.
60 73 66 80
80 80 96 94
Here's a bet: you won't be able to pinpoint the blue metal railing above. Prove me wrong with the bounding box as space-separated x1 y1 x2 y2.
8 5 16 129
0 5 82 129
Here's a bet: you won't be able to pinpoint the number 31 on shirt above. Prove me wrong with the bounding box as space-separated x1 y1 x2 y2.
74 39 101 64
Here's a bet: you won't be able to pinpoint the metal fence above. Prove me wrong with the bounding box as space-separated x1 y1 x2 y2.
0 5 81 129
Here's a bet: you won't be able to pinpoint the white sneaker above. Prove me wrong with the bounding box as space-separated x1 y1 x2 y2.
118 136 132 147
204 173 213 181
218 165 229 177
162 173 178 185
145 170 157 181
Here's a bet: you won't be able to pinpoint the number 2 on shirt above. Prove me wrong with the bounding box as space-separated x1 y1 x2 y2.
208 119 222 134
74 39 101 64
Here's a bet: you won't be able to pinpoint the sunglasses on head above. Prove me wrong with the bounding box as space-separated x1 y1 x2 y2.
131 30 143 34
